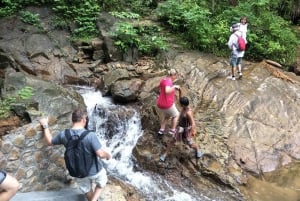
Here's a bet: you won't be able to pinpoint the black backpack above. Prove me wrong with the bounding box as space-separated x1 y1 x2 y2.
64 129 99 178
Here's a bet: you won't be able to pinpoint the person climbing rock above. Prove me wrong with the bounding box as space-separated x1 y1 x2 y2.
160 89 203 162
156 68 181 136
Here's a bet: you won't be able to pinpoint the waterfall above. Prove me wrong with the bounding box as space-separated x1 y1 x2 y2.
76 86 212 201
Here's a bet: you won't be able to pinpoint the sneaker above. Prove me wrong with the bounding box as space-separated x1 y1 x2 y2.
238 72 243 79
158 129 164 135
196 150 203 158
160 154 166 162
168 129 176 136
231 76 236 81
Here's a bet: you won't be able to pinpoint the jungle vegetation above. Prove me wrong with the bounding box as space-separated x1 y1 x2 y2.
0 0 299 65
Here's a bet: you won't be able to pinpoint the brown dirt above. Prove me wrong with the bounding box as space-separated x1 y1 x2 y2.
0 116 21 136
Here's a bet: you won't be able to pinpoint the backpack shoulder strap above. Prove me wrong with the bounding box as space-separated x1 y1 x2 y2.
79 130 91 140
65 129 72 140
65 129 90 141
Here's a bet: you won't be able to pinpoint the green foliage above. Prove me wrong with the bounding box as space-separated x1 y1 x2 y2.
52 0 100 39
110 11 140 19
0 1 19 17
136 25 168 55
112 22 139 52
156 0 216 51
50 16 69 30
111 21 167 56
156 0 299 65
100 0 154 14
99 0 124 11
0 0 298 64
126 0 155 15
0 95 16 119
0 0 53 17
20 11 42 28
0 86 34 119
17 86 34 100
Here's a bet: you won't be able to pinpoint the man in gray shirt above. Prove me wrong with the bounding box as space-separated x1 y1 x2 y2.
40 108 110 201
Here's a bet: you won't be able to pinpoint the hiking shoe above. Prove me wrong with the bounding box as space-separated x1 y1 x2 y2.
157 129 164 135
196 150 203 158
168 129 176 136
231 76 236 81
160 154 166 162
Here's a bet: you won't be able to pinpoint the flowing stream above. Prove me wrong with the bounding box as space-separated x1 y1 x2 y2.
76 86 213 201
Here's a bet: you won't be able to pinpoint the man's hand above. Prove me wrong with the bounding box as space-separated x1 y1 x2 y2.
39 117 53 145
39 117 49 129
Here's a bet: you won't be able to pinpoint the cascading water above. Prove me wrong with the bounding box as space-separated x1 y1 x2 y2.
76 86 213 201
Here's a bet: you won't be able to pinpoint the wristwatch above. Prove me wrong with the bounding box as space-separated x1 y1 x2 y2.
42 124 48 129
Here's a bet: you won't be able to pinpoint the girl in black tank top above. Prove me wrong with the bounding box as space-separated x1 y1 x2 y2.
159 93 203 162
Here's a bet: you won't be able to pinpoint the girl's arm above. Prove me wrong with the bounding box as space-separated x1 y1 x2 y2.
187 110 196 136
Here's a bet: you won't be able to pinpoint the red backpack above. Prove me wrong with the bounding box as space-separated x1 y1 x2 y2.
235 34 246 51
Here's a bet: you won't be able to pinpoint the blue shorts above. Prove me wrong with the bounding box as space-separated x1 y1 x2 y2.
0 170 7 184
230 56 242 67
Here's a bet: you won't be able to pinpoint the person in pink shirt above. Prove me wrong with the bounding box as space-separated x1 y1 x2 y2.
156 69 180 136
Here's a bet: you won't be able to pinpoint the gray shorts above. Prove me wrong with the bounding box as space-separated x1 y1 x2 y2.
75 168 108 193
0 170 6 184
160 104 179 118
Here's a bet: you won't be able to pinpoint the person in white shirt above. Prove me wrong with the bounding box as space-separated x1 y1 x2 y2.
229 16 248 44
227 23 245 80
238 16 248 44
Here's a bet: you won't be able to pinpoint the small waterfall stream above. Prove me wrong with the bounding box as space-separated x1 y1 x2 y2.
76 86 212 201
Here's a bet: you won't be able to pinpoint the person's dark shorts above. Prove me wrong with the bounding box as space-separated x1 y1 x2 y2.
0 170 7 184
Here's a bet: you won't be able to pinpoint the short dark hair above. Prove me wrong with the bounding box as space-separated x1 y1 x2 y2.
72 108 87 123
240 16 247 23
180 96 189 106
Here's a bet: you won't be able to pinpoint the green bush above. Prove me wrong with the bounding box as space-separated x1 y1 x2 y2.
0 1 19 17
20 11 42 28
52 0 100 39
100 0 155 14
156 0 299 65
111 19 167 56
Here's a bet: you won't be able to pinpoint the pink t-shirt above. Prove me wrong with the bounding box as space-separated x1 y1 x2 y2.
156 77 175 109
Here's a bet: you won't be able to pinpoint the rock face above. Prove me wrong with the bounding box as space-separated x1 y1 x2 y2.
1 6 300 201
135 52 300 195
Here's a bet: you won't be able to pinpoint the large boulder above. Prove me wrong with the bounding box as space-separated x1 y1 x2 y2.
3 68 85 124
